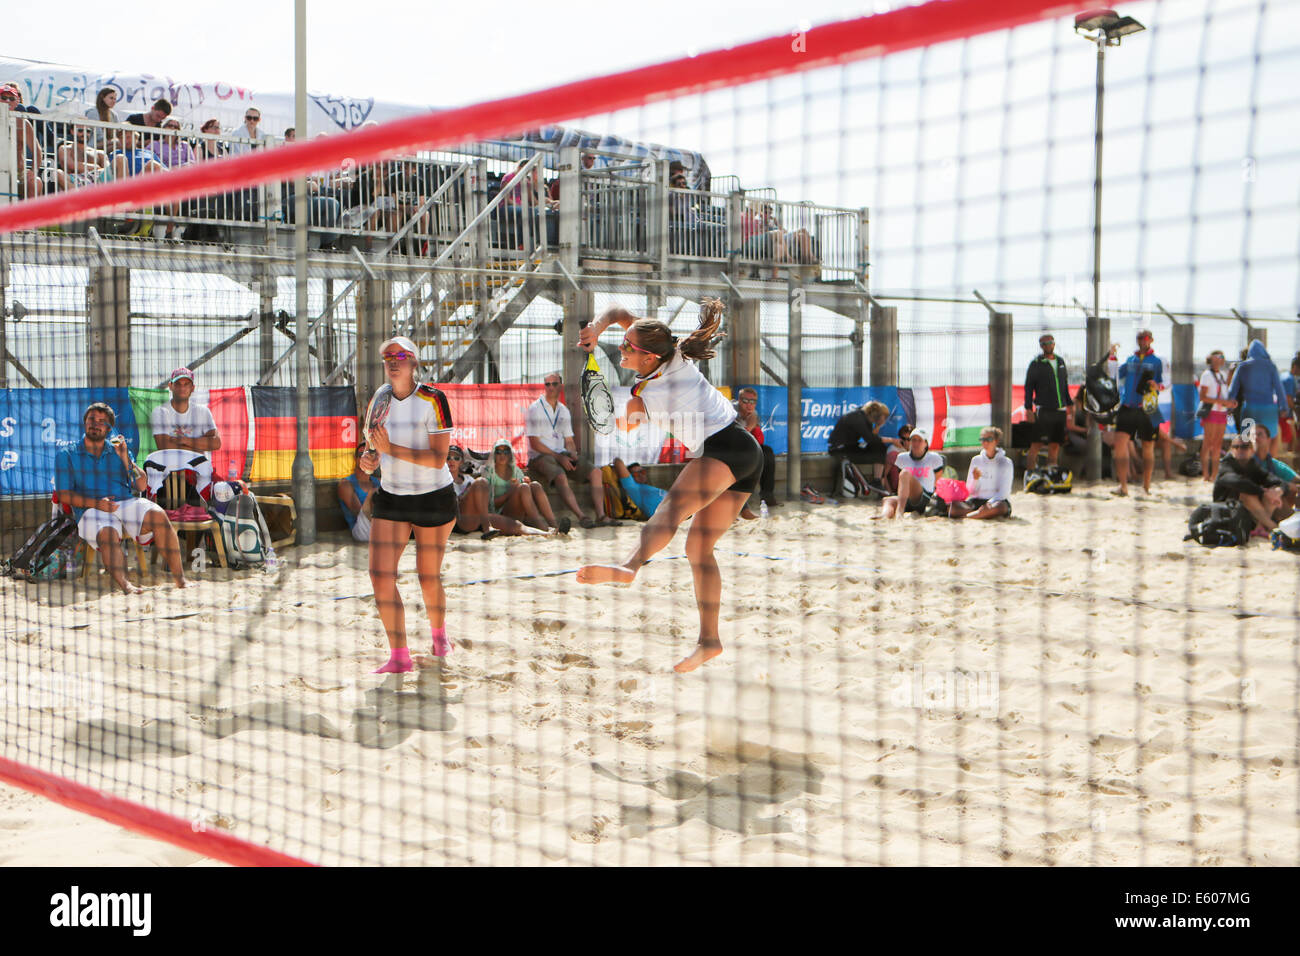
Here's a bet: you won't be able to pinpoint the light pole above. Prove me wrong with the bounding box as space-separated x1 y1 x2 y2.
1075 9 1145 482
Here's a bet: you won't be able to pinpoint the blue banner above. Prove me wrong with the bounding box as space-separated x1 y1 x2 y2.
745 386 907 455
0 389 140 496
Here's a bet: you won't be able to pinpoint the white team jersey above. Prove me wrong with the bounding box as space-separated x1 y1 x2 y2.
630 352 736 456
377 384 454 496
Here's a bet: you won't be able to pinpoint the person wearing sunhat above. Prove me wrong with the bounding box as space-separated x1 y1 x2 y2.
151 367 221 453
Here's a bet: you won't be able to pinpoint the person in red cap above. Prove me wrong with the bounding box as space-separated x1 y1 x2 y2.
151 368 221 453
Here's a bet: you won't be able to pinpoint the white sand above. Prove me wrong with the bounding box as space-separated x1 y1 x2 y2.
2 476 1298 865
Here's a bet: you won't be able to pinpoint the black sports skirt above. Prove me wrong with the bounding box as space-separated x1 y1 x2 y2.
699 422 764 495
371 485 457 528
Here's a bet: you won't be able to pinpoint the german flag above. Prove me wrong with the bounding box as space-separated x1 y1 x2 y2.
249 386 357 482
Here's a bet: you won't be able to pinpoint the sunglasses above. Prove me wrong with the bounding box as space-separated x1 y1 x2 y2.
0 92 18 103
979 437 997 443
544 381 562 387
245 115 260 121
447 454 463 462
738 398 757 404
619 338 657 356
382 350 413 362
494 448 512 455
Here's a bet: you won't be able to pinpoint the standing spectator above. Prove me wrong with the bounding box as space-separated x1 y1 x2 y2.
828 400 898 497
734 387 778 518
950 427 1014 518
1024 333 1070 468
1282 353 1300 454
84 86 121 150
1113 331 1170 495
361 336 458 670
55 402 189 593
226 106 266 155
524 373 610 527
878 429 943 519
1198 350 1235 484
1228 340 1289 458
151 368 221 453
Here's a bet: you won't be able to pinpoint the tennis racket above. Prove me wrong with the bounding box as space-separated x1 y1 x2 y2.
581 352 616 435
363 383 395 450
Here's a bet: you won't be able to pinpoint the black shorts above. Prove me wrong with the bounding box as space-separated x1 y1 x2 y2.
966 498 1012 516
370 485 457 528
700 422 764 495
1115 405 1158 441
904 489 934 514
1030 409 1067 445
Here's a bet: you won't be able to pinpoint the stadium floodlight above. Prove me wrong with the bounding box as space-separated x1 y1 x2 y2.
1075 8 1146 482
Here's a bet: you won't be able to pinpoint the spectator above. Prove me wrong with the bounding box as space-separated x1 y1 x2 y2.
1113 331 1172 495
195 118 227 159
338 442 379 542
226 106 266 155
57 124 108 189
283 127 295 141
54 402 189 593
107 128 167 179
611 458 668 518
1250 423 1299 515
486 438 570 534
1213 433 1284 534
884 423 913 493
1024 333 1070 468
1 84 51 198
84 86 120 150
448 444 548 539
525 373 611 527
1283 353 1300 454
878 428 943 519
828 399 898 498
125 98 172 147
151 368 221 452
734 387 778 518
950 427 1013 518
1198 350 1235 484
547 151 594 202
742 202 813 269
1228 339 1289 457
150 118 195 168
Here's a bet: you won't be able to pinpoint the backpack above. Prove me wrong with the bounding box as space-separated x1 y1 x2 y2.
1184 500 1255 547
4 512 77 580
1179 457 1203 478
1085 368 1120 425
600 466 645 521
1026 464 1073 494
210 493 275 568
838 459 874 498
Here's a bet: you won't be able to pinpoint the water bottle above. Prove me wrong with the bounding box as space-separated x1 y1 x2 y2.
759 500 769 519
263 547 279 573
63 548 77 579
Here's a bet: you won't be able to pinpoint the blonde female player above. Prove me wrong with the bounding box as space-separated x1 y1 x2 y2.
576 299 763 673
360 335 456 672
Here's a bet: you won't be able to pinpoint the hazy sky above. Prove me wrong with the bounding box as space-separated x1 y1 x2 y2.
5 0 1299 330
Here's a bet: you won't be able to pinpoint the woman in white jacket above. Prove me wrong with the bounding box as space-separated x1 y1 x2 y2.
951 427 1014 519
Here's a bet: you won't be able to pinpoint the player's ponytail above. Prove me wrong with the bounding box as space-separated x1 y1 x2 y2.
677 297 725 362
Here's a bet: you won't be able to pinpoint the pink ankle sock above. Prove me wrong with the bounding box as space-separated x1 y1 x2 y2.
374 646 413 673
430 626 452 657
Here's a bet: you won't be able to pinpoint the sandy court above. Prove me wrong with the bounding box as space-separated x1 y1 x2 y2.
2 475 1298 865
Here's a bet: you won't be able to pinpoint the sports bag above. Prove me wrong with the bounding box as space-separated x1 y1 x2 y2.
210 493 275 567
1184 500 1254 547
4 512 77 579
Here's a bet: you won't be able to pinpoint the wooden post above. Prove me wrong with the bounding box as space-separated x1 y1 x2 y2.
728 297 760 389
854 296 867 387
869 304 898 388
354 278 391 413
258 272 276 377
563 286 595 454
557 147 582 273
86 267 130 388
786 277 804 501
988 311 1013 443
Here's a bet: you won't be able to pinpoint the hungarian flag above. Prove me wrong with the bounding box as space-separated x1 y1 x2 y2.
249 386 357 482
128 385 249 480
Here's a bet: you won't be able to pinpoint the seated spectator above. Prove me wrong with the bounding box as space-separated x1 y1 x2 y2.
611 458 667 518
547 152 595 202
107 128 168 179
1250 424 1299 515
55 402 189 593
150 119 195 168
1213 434 1284 534
447 444 547 539
734 387 778 518
195 118 227 160
950 427 1013 519
878 429 943 519
525 373 612 527
151 368 221 452
742 202 814 268
84 86 121 150
226 106 266 155
57 124 108 189
486 438 570 534
125 98 172 147
1 84 58 198
338 442 379 542
884 423 913 494
828 400 898 497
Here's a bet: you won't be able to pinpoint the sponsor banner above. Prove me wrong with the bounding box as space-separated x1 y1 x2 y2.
744 386 906 455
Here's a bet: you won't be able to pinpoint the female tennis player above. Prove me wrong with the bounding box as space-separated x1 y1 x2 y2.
360 335 456 672
576 298 763 673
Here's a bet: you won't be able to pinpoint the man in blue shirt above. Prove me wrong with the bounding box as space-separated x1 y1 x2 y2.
1252 422 1299 516
54 402 189 593
1113 330 1174 495
612 458 667 518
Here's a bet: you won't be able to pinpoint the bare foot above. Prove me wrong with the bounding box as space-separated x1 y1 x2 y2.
576 564 636 584
673 642 723 673
116 579 143 595
173 576 191 589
